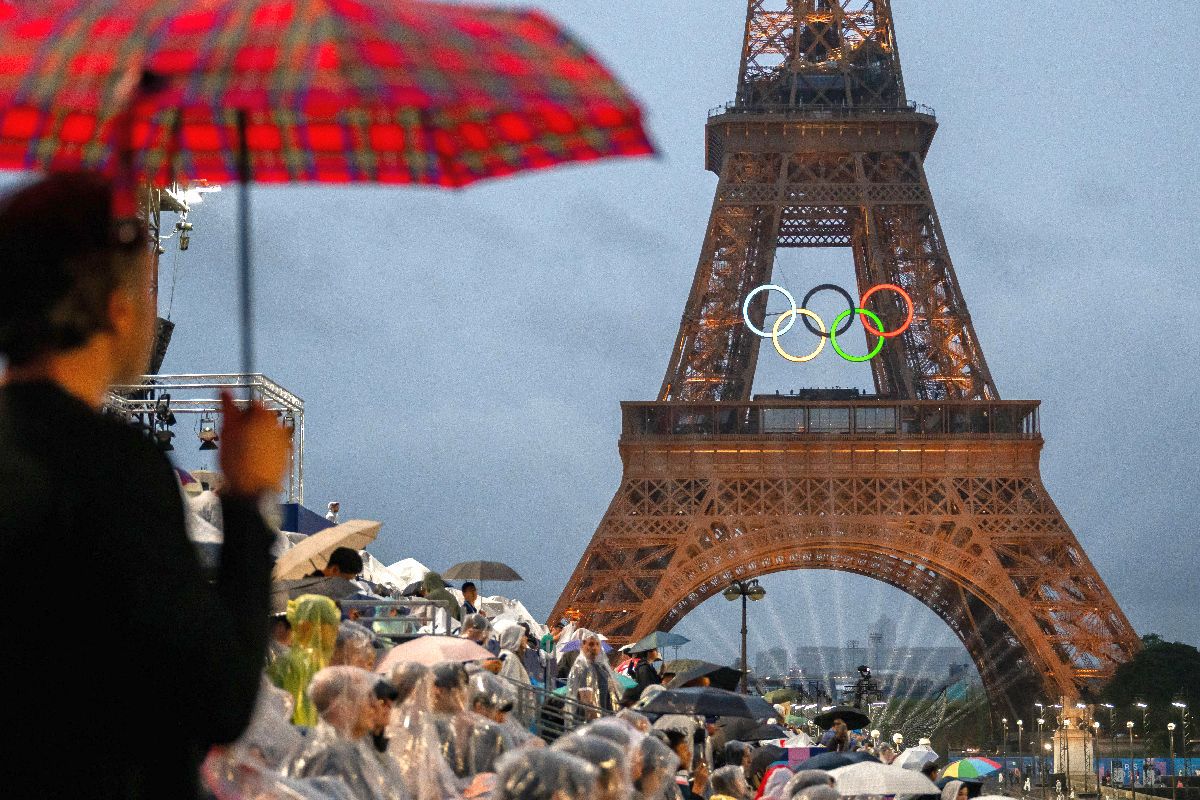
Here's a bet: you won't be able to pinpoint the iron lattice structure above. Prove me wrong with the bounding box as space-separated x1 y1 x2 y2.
552 0 1138 716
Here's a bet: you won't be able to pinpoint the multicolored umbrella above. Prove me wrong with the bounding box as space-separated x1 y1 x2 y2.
0 0 653 371
942 757 1002 780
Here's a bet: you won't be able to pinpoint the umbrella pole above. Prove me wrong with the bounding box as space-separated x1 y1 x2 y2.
235 109 254 380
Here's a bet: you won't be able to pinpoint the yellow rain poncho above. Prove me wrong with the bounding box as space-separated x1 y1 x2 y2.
267 594 340 726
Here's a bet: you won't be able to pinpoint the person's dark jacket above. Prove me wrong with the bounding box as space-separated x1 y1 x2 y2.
631 656 662 690
0 383 275 799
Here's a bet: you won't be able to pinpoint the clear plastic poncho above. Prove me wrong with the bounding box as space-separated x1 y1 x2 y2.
565 637 623 714
552 731 634 800
634 733 679 800
494 748 599 800
384 662 463 800
494 622 535 727
285 666 412 800
269 594 341 727
331 620 378 670
468 671 539 750
710 765 750 800
430 661 510 780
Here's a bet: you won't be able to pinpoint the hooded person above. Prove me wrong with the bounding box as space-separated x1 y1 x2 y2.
757 765 794 800
711 765 751 800
941 779 969 800
494 621 535 726
788 786 840 800
494 748 599 800
782 770 834 797
268 594 340 726
468 671 538 749
635 734 680 800
384 663 462 800
331 620 377 669
421 572 461 627
748 745 787 794
429 661 510 778
553 732 634 800
461 613 500 656
285 666 411 800
566 632 623 716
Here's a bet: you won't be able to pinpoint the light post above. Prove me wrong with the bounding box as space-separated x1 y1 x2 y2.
1135 702 1149 759
871 729 881 749
1093 721 1101 795
1127 720 1137 800
1103 704 1116 781
1172 701 1189 751
1018 719 1025 793
1168 723 1177 800
1063 717 1072 796
1003 717 1010 785
1042 742 1052 800
1037 718 1047 800
723 579 765 694
894 732 904 752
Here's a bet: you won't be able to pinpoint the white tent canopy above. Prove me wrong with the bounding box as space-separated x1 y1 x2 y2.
386 557 430 587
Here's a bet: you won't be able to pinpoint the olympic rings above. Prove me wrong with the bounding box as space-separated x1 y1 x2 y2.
859 283 914 339
829 308 886 362
742 281 904 363
801 284 856 339
772 307 827 362
742 284 799 338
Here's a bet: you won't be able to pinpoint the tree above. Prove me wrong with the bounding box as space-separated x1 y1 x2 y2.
1100 634 1200 752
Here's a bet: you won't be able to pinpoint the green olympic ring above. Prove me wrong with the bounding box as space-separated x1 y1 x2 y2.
829 308 887 362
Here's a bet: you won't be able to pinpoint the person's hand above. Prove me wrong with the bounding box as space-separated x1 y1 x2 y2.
218 391 292 498
691 762 709 793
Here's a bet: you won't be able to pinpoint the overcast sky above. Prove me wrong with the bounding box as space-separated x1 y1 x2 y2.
46 1 1197 664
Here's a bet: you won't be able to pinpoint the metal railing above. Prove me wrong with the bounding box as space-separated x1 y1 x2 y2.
622 399 1040 440
493 673 615 743
334 598 457 642
708 100 936 118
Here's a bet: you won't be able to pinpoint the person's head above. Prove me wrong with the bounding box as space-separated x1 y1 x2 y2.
386 661 430 707
327 501 340 514
659 727 693 768
553 732 631 800
369 678 399 734
725 741 752 772
920 762 939 781
941 779 967 800
548 620 564 638
269 612 291 646
430 661 469 713
637 734 679 796
286 594 340 660
638 647 660 662
748 745 787 790
496 622 526 656
461 613 491 644
0 172 155 390
308 665 376 739
469 671 515 723
783 769 834 798
581 634 603 662
322 547 363 579
495 748 598 800
789 785 841 800
711 765 750 799
330 620 376 669
616 709 652 734
461 581 478 605
878 743 896 763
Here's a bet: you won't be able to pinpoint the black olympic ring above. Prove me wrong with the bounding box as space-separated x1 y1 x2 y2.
801 284 856 339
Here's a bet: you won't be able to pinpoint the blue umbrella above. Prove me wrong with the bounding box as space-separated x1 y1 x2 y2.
631 631 690 652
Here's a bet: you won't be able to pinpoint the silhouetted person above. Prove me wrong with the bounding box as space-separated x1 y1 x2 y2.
0 173 291 799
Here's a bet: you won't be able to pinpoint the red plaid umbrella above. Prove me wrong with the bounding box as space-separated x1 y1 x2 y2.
0 0 653 368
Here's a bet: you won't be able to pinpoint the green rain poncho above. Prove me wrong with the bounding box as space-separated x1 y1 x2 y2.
267 594 339 726
422 572 461 623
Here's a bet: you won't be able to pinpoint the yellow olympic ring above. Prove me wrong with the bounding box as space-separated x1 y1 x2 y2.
771 307 826 363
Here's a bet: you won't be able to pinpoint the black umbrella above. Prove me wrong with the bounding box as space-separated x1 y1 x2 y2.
736 723 788 742
663 659 743 692
813 705 871 730
638 687 776 719
400 580 424 597
796 750 881 771
442 560 523 594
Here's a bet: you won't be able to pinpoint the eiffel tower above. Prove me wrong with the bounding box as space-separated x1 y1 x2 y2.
551 0 1139 714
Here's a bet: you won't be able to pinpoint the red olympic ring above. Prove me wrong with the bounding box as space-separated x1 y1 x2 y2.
858 283 914 339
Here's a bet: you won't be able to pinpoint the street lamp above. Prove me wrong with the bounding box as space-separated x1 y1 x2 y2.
1172 701 1189 748
1168 723 1177 800
893 732 904 751
1043 742 1052 800
871 729 881 749
1103 704 1117 781
1003 717 1009 777
1018 719 1025 756
1037 718 1047 800
1135 702 1149 758
1127 720 1137 800
1093 721 1101 795
723 579 766 693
